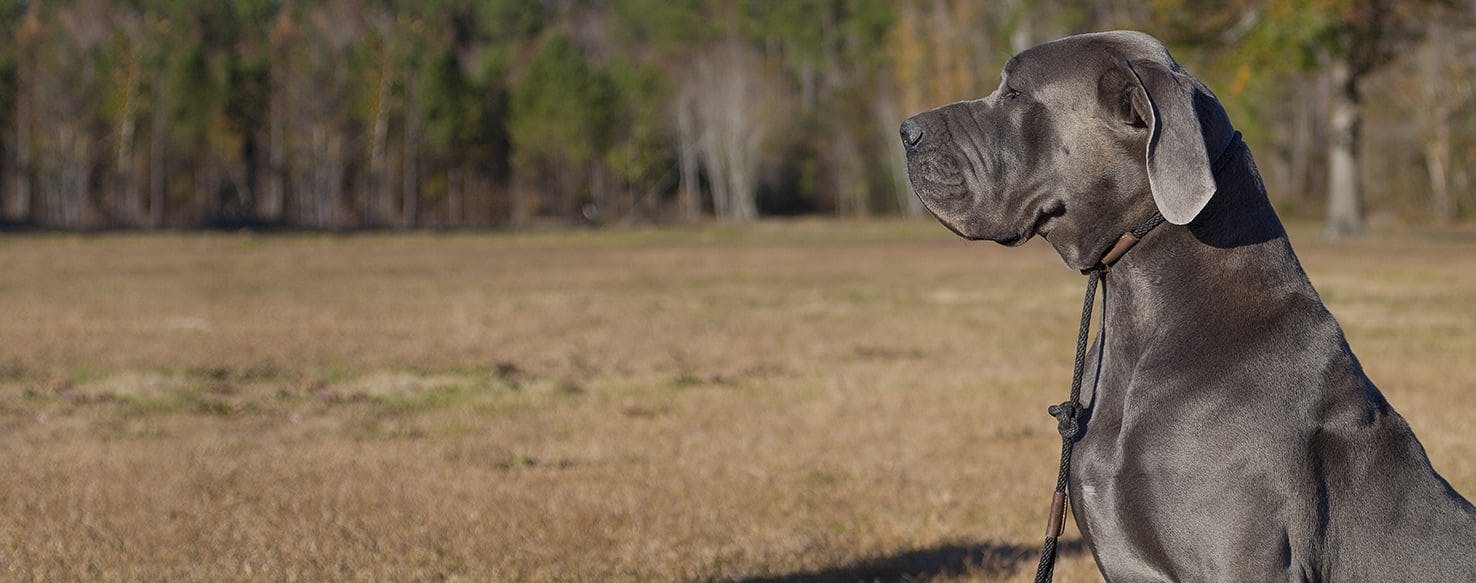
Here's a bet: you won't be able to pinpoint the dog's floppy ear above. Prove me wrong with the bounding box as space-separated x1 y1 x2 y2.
1124 59 1217 225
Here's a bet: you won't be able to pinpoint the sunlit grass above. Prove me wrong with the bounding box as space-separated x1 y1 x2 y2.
0 220 1472 581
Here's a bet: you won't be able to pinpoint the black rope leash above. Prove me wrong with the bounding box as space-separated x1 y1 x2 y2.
1029 131 1238 582
1032 210 1165 583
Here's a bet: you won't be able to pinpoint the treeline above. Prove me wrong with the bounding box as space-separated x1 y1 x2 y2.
0 0 1473 231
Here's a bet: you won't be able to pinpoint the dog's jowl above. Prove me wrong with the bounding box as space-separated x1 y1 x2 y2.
902 30 1476 582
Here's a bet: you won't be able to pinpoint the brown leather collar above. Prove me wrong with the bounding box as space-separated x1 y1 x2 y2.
1099 231 1145 270
1093 211 1166 273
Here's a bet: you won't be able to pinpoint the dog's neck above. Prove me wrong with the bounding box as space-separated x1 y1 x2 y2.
1097 138 1322 362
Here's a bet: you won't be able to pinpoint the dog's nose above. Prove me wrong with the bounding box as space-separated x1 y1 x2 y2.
900 119 925 151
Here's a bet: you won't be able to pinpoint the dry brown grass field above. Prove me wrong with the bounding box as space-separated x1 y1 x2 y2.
0 220 1473 582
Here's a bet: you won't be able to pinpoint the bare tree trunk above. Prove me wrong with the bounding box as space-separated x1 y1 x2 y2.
368 111 389 226
317 129 343 228
13 61 32 223
402 90 420 228
448 167 463 227
291 155 312 227
1411 19 1470 224
53 127 71 228
589 167 607 224
368 56 391 226
510 175 530 227
700 137 730 219
231 152 256 224
1324 58 1363 238
310 125 326 227
331 133 344 228
729 148 758 221
1456 147 1473 219
265 53 287 224
0 139 7 220
799 62 816 113
115 54 140 227
690 42 772 222
204 159 223 225
149 73 166 228
822 4 868 217
75 140 91 228
42 129 61 227
556 158 581 222
676 89 701 221
833 127 866 217
56 125 91 229
1425 123 1454 223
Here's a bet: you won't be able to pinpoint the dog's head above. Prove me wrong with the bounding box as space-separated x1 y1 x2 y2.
901 31 1234 269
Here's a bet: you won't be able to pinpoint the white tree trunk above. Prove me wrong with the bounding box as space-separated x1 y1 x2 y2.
687 41 778 222
675 90 702 221
325 131 343 228
266 60 286 224
13 60 31 223
114 54 139 227
448 168 463 227
368 58 392 226
1425 124 1454 223
402 86 420 228
1324 58 1363 238
700 131 730 219
149 73 165 228
1410 19 1471 224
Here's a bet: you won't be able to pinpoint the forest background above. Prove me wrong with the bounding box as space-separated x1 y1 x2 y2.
1 0 1472 234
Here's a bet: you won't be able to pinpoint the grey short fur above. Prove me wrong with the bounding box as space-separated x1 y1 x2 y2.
901 31 1476 581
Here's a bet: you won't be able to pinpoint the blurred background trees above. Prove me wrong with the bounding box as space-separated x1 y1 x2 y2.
0 0 1473 231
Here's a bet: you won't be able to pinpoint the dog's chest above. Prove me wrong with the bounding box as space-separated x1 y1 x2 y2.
1067 395 1302 580
1069 439 1158 579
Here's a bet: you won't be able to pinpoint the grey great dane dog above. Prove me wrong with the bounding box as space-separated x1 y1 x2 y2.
901 31 1476 581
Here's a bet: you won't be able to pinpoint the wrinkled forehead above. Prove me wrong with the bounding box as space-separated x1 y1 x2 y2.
1002 32 1174 90
997 45 1109 101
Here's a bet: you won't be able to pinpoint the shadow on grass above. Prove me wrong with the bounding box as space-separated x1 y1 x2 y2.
730 538 1086 582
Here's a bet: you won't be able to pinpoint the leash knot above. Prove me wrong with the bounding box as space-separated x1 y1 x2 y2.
1047 400 1084 440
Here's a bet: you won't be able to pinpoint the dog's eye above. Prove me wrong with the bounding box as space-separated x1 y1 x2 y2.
1004 88 1022 101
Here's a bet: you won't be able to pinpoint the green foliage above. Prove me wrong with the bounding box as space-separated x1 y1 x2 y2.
422 48 483 157
0 3 21 134
840 0 895 66
477 0 546 43
509 36 617 176
610 0 715 50
164 45 224 153
742 0 828 61
604 59 671 190
1237 1 1344 72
